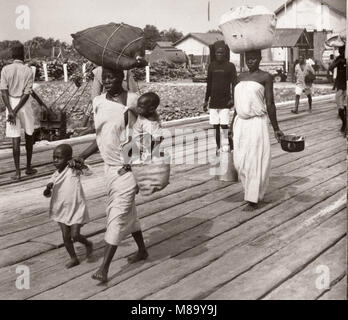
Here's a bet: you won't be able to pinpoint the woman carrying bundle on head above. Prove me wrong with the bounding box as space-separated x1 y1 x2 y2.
219 5 285 211
230 49 284 211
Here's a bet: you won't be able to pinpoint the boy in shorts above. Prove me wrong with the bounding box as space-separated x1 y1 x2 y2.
203 41 237 154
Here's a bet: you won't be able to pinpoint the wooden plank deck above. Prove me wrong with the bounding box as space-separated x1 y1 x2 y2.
0 97 346 300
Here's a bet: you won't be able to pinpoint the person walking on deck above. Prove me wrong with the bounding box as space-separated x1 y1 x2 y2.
78 68 148 283
203 40 237 153
43 144 93 269
291 55 315 114
329 46 346 136
230 50 284 211
0 43 37 180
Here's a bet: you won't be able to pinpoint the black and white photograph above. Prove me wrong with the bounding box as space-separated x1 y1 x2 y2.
0 0 347 304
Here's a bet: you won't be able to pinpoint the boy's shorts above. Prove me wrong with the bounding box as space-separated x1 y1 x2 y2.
336 89 347 109
6 96 35 138
209 108 230 125
295 85 312 96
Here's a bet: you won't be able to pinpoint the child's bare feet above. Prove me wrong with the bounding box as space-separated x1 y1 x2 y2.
242 202 258 212
11 172 21 181
65 258 80 269
86 241 94 262
127 250 149 264
92 269 108 283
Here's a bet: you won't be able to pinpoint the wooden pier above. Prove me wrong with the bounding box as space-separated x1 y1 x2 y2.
0 96 346 300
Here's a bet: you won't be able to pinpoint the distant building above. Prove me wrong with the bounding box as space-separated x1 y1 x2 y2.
153 41 174 49
273 0 346 69
275 0 345 32
147 41 187 65
174 32 240 68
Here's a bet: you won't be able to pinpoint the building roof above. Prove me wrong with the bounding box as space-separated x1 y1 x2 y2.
272 28 310 48
275 0 346 17
174 32 224 46
155 41 173 48
148 46 187 64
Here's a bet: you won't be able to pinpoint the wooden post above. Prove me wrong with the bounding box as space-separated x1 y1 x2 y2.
145 65 150 83
42 62 48 82
31 66 36 81
63 63 68 82
82 63 86 82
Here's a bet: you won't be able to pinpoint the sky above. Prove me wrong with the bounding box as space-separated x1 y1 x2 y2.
0 0 287 43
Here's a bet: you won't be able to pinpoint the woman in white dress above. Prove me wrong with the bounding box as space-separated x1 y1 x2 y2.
230 50 284 211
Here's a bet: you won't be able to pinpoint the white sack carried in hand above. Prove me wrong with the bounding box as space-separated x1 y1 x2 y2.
219 5 277 53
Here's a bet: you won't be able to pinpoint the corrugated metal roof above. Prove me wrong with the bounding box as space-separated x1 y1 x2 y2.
272 28 309 47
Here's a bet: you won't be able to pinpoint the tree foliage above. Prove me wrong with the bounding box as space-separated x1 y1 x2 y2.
143 24 161 50
160 28 184 43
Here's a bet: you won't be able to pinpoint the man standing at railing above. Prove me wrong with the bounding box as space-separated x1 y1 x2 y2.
0 43 37 180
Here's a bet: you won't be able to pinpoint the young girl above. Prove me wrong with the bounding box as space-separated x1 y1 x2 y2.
44 143 93 268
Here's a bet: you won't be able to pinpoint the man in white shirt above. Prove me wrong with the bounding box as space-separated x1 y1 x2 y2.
0 43 37 180
291 56 315 114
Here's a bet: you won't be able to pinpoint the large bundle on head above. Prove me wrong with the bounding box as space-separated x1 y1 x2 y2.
71 22 145 70
219 6 277 53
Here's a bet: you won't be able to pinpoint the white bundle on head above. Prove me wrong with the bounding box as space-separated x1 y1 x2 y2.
219 5 277 53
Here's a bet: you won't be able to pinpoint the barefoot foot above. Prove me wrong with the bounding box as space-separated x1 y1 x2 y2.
127 250 149 264
91 269 108 283
11 174 21 181
65 258 80 269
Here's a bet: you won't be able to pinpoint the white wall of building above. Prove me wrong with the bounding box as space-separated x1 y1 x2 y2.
276 0 345 32
175 38 210 56
271 48 286 61
175 37 241 68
